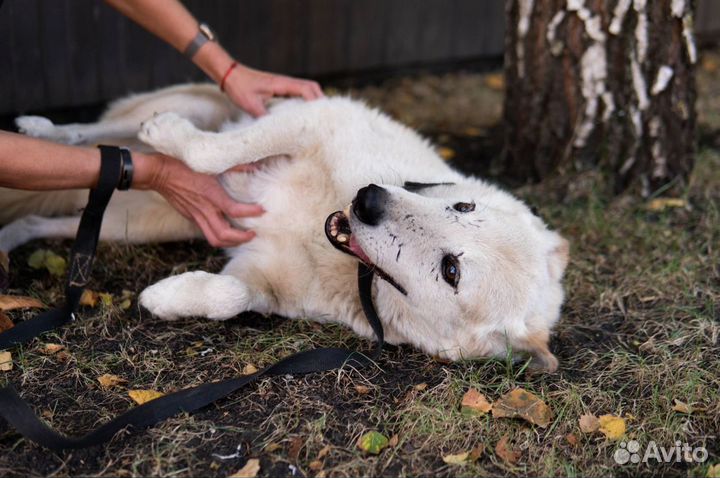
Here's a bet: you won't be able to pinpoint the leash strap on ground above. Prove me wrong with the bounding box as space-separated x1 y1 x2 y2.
0 147 384 450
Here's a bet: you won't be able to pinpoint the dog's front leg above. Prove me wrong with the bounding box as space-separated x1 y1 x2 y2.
138 110 316 175
139 271 269 321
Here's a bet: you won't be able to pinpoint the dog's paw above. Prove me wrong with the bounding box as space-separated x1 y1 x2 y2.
139 281 181 321
15 116 55 138
138 112 197 157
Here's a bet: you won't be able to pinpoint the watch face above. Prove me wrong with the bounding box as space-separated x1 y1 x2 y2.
199 23 216 42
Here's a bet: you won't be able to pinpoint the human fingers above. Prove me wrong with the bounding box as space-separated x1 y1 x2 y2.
272 77 323 100
205 210 257 247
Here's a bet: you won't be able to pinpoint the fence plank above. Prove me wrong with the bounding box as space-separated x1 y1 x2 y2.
8 0 46 112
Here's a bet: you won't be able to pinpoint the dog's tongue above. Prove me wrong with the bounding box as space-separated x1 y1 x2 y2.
349 236 373 265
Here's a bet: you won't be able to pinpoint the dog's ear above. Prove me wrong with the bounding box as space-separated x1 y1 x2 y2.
403 181 455 192
548 235 569 281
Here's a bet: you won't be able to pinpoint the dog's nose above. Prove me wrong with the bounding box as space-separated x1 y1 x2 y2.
353 184 388 226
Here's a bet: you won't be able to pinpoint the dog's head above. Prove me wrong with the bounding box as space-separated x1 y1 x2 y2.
325 180 568 371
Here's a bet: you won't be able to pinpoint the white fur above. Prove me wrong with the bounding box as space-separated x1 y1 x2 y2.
2 84 568 370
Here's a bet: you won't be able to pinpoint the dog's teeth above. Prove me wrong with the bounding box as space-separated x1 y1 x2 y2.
337 234 348 243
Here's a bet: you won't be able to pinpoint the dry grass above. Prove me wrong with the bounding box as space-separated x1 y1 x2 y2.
1 60 719 477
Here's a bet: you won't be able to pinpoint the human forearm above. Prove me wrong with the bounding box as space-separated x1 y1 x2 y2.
0 131 158 191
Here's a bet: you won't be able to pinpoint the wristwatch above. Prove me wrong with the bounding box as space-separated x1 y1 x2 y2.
183 23 217 59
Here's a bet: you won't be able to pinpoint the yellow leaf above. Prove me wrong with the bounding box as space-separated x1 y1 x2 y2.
99 293 114 307
119 298 132 310
437 146 456 161
28 249 67 276
491 388 553 428
98 374 127 389
598 414 626 440
357 431 389 454
42 343 65 355
80 290 99 307
0 350 12 371
242 364 258 375
0 295 46 311
442 451 469 465
707 463 720 478
461 388 492 416
414 383 428 391
462 126 484 137
128 389 165 405
308 460 323 471
646 197 688 212
672 399 693 414
484 73 505 91
229 458 260 478
579 413 600 433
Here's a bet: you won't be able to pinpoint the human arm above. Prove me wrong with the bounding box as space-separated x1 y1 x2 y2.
0 131 261 247
103 0 323 116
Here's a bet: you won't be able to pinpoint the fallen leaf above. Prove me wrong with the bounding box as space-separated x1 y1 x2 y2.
0 311 13 332
707 463 720 478
80 290 100 307
437 146 456 161
461 388 492 416
565 433 579 447
317 445 331 459
128 389 165 405
414 383 428 391
28 249 66 276
355 385 371 394
0 350 12 371
598 414 626 440
119 290 133 310
388 434 399 448
462 126 485 137
0 295 45 311
229 458 260 478
702 56 719 73
672 399 693 414
491 388 553 428
264 442 281 453
242 364 258 375
484 73 505 91
288 436 304 462
469 444 485 461
98 374 127 389
42 343 65 355
579 413 600 433
308 460 323 471
99 292 114 307
646 197 688 212
0 251 8 291
55 350 71 363
357 431 389 455
495 434 519 464
442 451 469 465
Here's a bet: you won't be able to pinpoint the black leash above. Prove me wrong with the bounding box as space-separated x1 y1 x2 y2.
0 146 384 450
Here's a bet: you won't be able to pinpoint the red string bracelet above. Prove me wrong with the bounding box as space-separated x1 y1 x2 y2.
220 62 238 92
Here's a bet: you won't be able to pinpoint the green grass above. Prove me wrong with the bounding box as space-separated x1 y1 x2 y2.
1 85 720 478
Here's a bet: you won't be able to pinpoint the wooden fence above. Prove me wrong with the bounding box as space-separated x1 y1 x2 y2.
0 0 505 114
1 0 718 115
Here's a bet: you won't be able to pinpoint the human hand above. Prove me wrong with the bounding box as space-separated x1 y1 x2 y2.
134 152 263 247
222 64 323 117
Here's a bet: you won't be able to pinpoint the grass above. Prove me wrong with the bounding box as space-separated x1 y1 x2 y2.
1 73 720 477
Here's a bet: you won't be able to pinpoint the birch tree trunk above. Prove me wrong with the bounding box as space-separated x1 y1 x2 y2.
502 0 697 195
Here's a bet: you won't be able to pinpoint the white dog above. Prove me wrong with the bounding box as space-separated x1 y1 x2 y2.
2 84 568 370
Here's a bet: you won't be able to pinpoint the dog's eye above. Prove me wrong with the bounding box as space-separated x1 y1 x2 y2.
453 202 475 213
441 254 460 288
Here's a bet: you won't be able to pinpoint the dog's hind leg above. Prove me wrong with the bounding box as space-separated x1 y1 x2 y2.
0 192 201 253
16 84 238 146
139 271 270 320
138 105 319 174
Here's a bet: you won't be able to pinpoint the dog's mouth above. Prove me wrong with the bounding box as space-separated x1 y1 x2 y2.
325 207 407 295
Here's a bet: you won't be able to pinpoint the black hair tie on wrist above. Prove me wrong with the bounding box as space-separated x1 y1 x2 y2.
118 147 134 190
